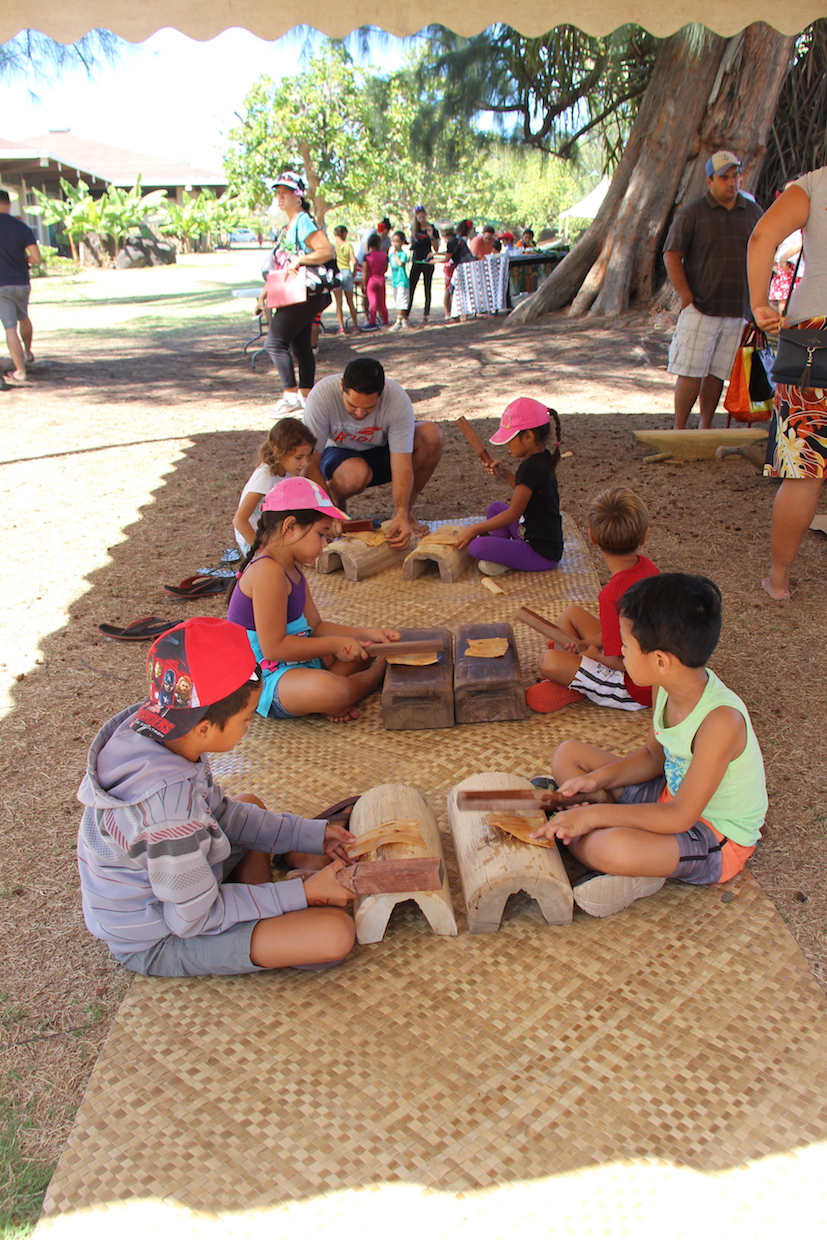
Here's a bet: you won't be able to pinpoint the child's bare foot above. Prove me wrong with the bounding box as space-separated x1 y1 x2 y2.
324 705 360 723
761 576 790 601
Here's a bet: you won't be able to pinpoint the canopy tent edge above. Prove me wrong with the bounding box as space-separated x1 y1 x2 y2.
0 1 823 44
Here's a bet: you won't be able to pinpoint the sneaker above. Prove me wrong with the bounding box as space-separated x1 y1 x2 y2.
361 323 380 332
269 393 303 416
526 681 585 713
476 559 510 576
573 872 666 918
337 327 348 336
388 319 404 332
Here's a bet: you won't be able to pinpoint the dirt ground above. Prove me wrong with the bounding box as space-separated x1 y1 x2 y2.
2 255 827 1212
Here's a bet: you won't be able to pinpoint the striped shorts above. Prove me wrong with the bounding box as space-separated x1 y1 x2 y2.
570 656 647 712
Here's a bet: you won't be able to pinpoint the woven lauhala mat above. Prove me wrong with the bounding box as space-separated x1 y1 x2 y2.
307 512 600 677
39 514 827 1236
40 878 827 1235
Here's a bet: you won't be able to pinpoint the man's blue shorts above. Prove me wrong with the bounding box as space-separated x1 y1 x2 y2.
320 444 392 488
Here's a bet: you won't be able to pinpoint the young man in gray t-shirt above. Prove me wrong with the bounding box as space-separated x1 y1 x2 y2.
302 357 442 549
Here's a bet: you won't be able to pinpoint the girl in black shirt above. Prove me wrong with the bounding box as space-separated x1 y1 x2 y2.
454 398 563 572
408 205 439 323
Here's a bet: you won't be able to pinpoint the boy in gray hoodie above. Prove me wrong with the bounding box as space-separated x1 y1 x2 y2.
77 617 355 976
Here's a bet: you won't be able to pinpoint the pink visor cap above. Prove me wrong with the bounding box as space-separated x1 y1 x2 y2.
489 397 550 444
262 475 349 521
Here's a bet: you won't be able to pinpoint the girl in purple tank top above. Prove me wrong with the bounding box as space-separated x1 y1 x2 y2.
227 476 400 722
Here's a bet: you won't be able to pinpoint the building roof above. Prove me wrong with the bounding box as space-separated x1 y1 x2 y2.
9 132 225 189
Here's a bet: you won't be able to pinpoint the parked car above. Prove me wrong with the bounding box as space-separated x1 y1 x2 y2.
229 228 257 245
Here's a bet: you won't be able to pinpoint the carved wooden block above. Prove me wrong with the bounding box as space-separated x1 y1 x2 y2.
454 622 528 724
315 533 409 581
448 771 573 934
381 627 454 731
349 783 457 945
402 525 473 583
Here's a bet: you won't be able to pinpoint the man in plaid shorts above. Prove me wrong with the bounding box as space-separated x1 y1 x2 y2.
663 151 763 430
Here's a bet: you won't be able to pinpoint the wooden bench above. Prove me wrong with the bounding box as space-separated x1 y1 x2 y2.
448 772 573 934
454 622 528 724
381 627 454 731
349 783 458 945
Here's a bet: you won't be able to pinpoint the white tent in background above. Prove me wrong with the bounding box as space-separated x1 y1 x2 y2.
558 177 611 239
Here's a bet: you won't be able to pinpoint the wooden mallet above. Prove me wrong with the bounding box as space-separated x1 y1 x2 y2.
456 416 509 481
289 857 444 894
515 606 588 654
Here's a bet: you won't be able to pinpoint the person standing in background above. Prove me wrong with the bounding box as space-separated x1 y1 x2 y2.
0 189 40 387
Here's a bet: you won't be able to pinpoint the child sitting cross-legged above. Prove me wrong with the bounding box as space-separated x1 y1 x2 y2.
530 574 767 918
527 486 659 713
77 617 357 976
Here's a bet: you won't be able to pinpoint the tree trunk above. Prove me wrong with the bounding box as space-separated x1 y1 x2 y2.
299 142 329 229
510 23 794 324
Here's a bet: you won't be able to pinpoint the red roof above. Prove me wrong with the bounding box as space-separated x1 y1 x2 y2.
11 132 225 188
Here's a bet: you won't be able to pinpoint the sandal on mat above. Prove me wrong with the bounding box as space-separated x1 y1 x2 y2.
162 575 228 599
98 616 177 641
315 795 361 823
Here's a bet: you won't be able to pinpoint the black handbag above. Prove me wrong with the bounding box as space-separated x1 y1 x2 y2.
770 250 827 388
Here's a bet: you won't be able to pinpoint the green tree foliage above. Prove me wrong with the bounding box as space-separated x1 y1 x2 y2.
163 188 244 251
470 144 591 231
30 179 242 260
224 43 382 227
412 24 657 169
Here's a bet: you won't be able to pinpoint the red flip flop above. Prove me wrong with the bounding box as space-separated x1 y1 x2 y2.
98 616 177 641
162 575 228 599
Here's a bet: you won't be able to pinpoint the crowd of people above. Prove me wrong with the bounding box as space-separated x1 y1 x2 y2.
70 154 826 978
257 186 546 414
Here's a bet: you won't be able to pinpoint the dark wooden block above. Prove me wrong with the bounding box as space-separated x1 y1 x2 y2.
454 622 528 725
381 627 454 731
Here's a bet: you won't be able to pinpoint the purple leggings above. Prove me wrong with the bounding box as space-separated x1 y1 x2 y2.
469 502 559 572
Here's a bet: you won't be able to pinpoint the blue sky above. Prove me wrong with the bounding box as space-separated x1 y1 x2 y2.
1 28 408 174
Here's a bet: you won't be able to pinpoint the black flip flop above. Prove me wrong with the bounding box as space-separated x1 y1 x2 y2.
315 795 361 822
98 616 177 641
162 575 228 599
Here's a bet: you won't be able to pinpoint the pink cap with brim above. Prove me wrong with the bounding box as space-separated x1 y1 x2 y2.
262 475 349 521
489 397 550 444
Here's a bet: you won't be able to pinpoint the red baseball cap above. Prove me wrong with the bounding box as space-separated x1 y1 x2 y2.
131 617 260 742
489 397 550 444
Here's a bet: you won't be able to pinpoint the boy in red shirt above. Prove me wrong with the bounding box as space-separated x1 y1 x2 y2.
527 488 660 713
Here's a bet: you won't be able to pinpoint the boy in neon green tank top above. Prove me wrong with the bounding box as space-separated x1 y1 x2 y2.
531 574 767 917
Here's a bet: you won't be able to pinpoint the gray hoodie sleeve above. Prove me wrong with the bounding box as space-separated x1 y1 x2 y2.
132 783 314 938
207 781 328 857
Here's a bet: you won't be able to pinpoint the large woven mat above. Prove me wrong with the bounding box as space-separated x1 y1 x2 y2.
39 516 827 1237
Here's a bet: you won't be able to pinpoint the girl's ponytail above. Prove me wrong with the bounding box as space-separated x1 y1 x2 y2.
547 408 562 474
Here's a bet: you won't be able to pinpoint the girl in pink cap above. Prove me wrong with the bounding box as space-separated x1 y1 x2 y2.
454 398 563 575
227 476 400 722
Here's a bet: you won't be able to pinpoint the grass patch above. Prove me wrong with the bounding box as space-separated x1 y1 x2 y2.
0 1100 55 1239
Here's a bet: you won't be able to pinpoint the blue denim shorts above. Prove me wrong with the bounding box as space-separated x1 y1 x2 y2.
320 443 392 488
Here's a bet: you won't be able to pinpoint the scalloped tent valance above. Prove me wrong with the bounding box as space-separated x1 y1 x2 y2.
0 0 823 42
